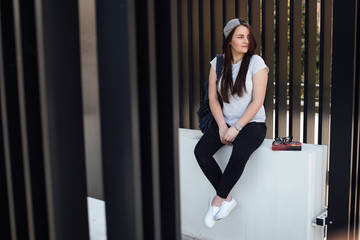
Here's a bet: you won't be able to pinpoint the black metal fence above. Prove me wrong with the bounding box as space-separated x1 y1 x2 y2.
179 0 332 145
1 0 89 239
0 0 180 239
328 0 360 238
1 0 360 239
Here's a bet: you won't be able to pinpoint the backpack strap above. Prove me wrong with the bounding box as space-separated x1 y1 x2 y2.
215 54 224 106
215 54 224 80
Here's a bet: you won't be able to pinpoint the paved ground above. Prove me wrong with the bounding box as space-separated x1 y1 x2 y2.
88 197 199 240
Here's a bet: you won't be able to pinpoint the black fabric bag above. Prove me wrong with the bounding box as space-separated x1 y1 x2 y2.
197 54 224 133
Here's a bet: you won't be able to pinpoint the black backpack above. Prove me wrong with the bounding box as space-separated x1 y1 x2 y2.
197 54 224 133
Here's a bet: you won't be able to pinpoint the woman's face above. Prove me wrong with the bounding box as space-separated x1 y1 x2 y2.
230 25 250 56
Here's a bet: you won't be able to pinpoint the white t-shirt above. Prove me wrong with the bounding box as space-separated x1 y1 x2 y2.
210 54 269 126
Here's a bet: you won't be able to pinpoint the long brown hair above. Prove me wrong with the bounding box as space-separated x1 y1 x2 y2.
220 19 257 103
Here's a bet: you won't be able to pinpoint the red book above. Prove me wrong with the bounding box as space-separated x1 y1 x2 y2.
272 141 302 151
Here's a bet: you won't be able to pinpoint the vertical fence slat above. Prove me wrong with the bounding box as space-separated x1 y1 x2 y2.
35 0 90 238
180 0 190 128
188 0 194 129
224 0 236 22
95 0 143 238
0 1 29 238
199 0 204 90
13 0 35 239
156 0 182 237
319 0 332 210
210 0 215 57
350 77 359 240
275 0 288 137
319 0 332 146
249 0 260 55
192 0 200 129
304 0 317 143
187 0 194 129
148 0 162 237
0 11 16 240
349 1 360 237
135 0 162 238
213 0 223 54
0 17 10 237
0 59 11 239
354 8 360 235
328 0 358 236
222 1 226 26
0 99 11 240
289 0 302 141
238 0 248 19
170 1 181 238
328 0 358 237
262 0 275 139
200 0 211 86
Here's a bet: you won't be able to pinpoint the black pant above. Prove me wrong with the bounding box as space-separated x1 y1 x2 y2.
194 121 266 198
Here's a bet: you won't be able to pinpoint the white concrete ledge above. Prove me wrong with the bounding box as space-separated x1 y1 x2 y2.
179 128 327 240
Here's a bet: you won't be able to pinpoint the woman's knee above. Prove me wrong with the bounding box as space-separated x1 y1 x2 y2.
194 142 204 159
195 140 213 160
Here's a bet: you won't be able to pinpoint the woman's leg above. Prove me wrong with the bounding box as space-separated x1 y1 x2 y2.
216 122 266 198
194 122 224 190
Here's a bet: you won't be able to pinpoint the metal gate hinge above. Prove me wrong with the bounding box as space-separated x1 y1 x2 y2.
312 209 334 227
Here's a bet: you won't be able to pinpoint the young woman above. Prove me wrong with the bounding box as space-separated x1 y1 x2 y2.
194 18 268 228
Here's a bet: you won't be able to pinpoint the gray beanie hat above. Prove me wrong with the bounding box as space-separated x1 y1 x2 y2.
223 18 249 38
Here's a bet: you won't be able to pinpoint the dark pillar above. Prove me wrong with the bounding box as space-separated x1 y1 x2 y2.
34 0 89 239
96 0 181 239
95 0 143 239
0 0 29 238
328 0 359 238
154 1 181 239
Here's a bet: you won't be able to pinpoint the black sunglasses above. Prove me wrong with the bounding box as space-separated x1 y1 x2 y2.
273 136 293 145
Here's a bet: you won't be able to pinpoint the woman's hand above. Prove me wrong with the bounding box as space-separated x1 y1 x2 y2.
224 126 240 144
219 125 229 145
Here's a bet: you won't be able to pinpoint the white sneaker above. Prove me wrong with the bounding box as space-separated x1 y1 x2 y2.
203 197 220 228
215 197 237 220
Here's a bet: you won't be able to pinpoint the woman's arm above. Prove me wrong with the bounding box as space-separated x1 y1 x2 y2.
224 68 268 143
208 66 229 145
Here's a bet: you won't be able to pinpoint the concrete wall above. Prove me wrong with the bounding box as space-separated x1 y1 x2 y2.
179 128 327 240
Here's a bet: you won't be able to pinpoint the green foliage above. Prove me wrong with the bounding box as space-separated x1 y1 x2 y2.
291 1 321 100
